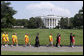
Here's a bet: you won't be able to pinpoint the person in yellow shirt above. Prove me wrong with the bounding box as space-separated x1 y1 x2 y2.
25 33 31 47
5 32 9 46
2 32 6 47
11 33 18 47
49 33 53 47
15 33 18 46
11 33 15 47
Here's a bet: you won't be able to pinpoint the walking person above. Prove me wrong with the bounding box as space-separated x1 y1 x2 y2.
15 33 18 46
49 33 53 47
24 33 31 47
1 32 6 47
5 32 9 47
35 33 40 47
56 33 59 47
70 33 72 47
72 34 75 47
11 33 18 47
58 34 61 48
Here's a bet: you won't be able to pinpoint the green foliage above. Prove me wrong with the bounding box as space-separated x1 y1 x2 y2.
58 6 83 29
28 17 44 28
15 19 28 28
1 1 17 28
59 17 68 29
1 29 83 46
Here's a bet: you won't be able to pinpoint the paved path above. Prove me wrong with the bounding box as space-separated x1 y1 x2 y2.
1 45 83 52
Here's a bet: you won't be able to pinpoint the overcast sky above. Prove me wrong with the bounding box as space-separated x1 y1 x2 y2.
8 1 83 19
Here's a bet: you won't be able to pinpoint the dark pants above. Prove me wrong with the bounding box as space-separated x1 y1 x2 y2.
70 40 72 47
56 41 58 47
35 41 39 47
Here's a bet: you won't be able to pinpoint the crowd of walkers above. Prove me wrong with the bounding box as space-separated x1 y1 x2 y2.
1 32 75 48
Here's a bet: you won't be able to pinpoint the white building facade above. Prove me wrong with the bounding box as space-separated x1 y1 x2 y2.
37 15 62 29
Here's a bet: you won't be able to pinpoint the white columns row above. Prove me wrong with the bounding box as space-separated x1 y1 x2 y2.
45 18 56 29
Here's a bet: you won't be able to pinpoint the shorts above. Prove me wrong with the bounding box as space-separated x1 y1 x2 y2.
25 38 29 43
58 40 60 43
72 40 75 43
25 40 29 43
15 39 18 43
12 38 15 43
50 41 53 45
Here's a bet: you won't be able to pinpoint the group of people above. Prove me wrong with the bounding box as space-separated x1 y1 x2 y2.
1 32 75 47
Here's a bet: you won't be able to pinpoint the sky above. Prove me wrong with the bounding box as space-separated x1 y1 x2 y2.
7 1 83 19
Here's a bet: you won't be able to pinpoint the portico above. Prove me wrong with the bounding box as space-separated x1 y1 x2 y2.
45 18 57 29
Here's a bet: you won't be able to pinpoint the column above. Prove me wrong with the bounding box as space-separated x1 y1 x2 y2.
44 19 46 26
52 19 53 28
54 19 55 28
53 19 54 27
49 18 50 29
55 19 56 26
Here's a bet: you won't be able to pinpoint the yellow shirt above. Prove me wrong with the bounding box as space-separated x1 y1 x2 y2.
5 34 9 40
49 35 53 42
25 35 29 40
12 35 15 39
14 35 17 40
2 33 5 39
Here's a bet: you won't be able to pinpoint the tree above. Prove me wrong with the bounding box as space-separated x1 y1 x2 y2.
1 1 17 28
15 19 28 28
72 7 83 29
28 17 37 28
35 17 44 28
59 17 68 29
28 17 44 28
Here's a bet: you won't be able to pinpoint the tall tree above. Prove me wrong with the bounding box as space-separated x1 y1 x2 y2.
72 7 83 29
59 17 68 29
28 17 44 28
1 1 17 28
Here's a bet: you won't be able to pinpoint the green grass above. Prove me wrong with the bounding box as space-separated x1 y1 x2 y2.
1 51 83 55
1 28 83 45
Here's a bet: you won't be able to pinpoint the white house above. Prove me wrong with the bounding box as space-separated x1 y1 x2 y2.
36 15 65 29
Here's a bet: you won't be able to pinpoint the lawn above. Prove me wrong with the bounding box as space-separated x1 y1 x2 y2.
1 28 83 46
1 51 83 55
